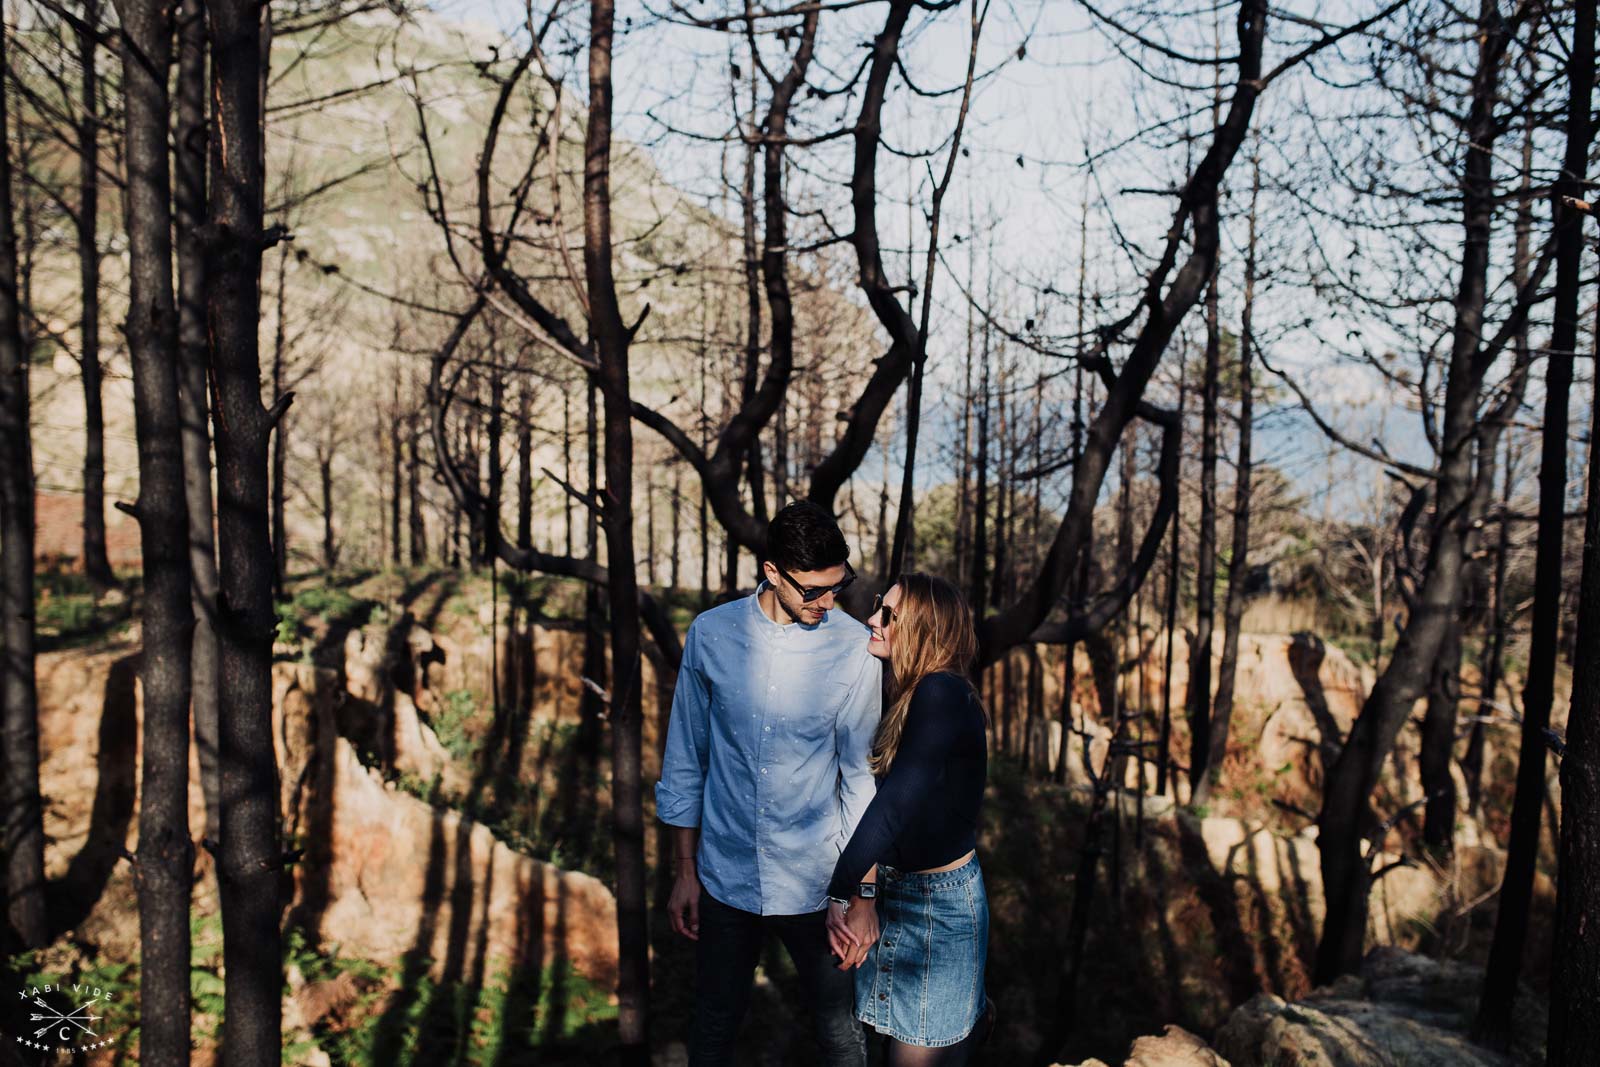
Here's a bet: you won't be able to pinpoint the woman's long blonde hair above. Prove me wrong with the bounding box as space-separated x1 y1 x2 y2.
869 572 983 775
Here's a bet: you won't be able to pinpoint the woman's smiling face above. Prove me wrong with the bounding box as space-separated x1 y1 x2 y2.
866 584 902 661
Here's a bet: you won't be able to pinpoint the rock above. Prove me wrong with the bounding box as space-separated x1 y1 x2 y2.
1055 1026 1229 1067
1126 1026 1231 1066
1215 950 1515 1067
284 971 367 1031
286 734 619 991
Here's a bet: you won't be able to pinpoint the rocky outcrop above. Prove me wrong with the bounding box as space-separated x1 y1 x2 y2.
1215 949 1519 1067
35 635 621 995
1059 949 1527 1067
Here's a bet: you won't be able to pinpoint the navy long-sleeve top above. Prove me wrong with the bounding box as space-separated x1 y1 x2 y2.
826 670 987 900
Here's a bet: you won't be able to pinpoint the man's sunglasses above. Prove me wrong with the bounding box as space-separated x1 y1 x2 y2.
775 560 856 603
870 594 895 627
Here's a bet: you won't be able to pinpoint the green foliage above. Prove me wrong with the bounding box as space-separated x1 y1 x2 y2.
433 689 481 762
318 958 616 1067
34 570 131 647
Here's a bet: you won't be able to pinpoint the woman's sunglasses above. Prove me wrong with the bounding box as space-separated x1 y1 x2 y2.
870 594 895 627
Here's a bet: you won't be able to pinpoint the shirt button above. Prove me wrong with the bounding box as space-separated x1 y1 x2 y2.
760 768 768 775
764 726 772 732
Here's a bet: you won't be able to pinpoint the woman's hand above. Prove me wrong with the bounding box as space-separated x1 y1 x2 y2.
842 898 879 968
826 897 880 970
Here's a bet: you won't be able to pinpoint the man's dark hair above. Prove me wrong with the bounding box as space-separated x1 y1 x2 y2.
765 501 849 573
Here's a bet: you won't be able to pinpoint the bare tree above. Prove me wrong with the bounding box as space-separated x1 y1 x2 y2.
175 0 221 841
112 0 194 1057
207 0 286 1056
1548 226 1600 1067
76 0 112 587
1310 0 1542 983
1203 148 1260 804
0 4 47 953
1476 0 1595 1044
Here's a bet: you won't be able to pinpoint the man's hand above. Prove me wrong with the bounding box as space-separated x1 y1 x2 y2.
668 867 701 940
826 897 879 970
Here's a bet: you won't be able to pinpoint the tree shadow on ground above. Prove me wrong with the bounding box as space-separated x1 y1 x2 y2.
48 653 137 939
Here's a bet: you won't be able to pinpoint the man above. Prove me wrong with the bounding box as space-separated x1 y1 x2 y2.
656 501 882 1066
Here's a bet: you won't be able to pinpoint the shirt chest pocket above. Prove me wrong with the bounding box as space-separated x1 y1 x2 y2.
784 679 854 747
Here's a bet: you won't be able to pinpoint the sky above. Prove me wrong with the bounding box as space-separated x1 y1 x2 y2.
416 0 1594 521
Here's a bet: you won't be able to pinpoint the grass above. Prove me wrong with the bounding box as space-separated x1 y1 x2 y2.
34 568 133 649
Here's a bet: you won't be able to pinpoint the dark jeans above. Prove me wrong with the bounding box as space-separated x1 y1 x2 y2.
690 887 867 1067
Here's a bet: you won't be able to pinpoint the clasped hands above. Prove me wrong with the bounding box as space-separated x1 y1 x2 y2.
825 896 880 971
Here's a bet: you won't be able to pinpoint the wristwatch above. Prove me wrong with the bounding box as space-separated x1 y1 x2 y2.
857 882 878 901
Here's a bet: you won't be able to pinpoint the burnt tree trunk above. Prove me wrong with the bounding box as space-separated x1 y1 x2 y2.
207 0 284 1054
408 413 427 565
390 383 402 567
584 1 649 1056
1156 357 1185 797
0 8 48 953
115 0 195 1056
1316 0 1516 983
1188 269 1221 802
176 0 220 842
78 0 114 587
1477 0 1595 1043
319 449 337 572
269 245 289 593
518 383 532 553
1206 152 1258 803
1549 282 1600 1067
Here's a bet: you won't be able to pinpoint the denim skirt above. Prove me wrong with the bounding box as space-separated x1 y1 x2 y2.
854 854 989 1047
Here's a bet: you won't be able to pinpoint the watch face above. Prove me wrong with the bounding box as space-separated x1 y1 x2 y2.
859 883 877 899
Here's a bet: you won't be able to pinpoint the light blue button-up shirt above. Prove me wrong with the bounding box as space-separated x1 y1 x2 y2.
655 583 882 916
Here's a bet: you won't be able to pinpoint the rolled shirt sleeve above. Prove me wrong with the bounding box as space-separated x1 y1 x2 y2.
655 622 710 828
834 644 882 845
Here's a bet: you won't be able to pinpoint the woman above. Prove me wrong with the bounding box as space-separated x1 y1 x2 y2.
825 573 992 1065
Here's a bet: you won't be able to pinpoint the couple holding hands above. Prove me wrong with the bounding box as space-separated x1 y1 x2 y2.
657 502 994 1066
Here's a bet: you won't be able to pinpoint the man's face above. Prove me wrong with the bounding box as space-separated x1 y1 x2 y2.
764 561 849 625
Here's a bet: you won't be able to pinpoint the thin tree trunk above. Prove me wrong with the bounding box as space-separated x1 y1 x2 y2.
117 0 195 1059
971 339 991 612
518 383 532 553
1465 437 1515 814
78 0 114 587
408 412 427 564
1156 356 1185 798
670 464 682 590
269 245 288 593
319 453 337 571
1548 295 1600 1067
1478 0 1595 1039
207 0 283 1052
487 353 504 562
1189 269 1221 803
563 385 574 556
0 9 48 954
1206 151 1258 801
176 0 220 842
583 2 649 1053
390 379 402 567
